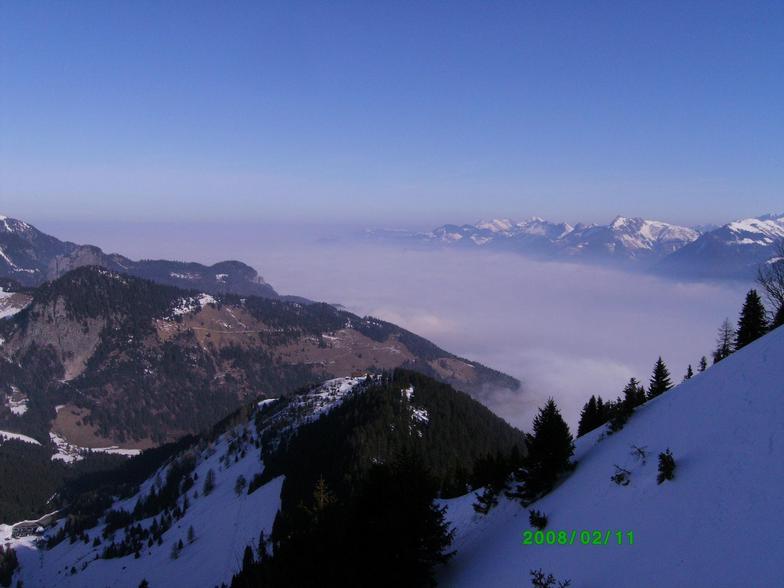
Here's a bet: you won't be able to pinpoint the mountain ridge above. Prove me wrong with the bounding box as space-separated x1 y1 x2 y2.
367 212 784 278
0 265 520 452
0 214 288 300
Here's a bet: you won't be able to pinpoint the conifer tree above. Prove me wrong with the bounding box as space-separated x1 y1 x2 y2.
203 468 216 496
596 396 608 422
657 449 676 484
472 487 498 514
622 378 646 407
735 289 768 349
348 450 454 585
683 365 694 381
608 378 646 433
257 530 268 562
647 358 673 399
577 396 599 437
713 319 735 363
698 356 708 372
242 545 255 571
312 477 335 513
234 474 247 496
187 525 195 544
775 305 784 330
518 399 574 503
528 509 548 530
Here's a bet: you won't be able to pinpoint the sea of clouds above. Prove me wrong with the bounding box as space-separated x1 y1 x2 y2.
46 220 750 432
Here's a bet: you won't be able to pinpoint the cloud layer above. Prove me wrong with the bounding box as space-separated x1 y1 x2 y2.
48 220 750 433
247 240 749 432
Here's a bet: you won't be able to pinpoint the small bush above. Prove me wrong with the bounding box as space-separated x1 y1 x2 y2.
657 449 676 484
528 509 548 530
611 465 631 486
234 474 247 496
530 568 571 587
630 445 648 465
472 488 499 515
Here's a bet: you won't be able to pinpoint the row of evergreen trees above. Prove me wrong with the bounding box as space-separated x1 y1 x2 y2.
577 286 779 439
471 277 784 519
577 358 672 438
692 287 773 372
709 288 771 366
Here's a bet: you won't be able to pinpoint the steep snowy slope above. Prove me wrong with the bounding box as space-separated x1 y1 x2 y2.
8 424 283 588
439 326 784 587
4 377 369 587
5 372 524 587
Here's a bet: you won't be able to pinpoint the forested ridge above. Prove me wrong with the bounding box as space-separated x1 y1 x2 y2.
0 267 518 447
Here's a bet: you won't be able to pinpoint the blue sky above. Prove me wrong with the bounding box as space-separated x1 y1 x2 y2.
1 1 782 226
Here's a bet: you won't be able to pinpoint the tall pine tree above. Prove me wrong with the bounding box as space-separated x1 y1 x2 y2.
735 289 768 349
775 305 784 330
698 356 708 372
518 399 574 503
713 319 735 364
577 396 599 437
647 357 673 399
622 377 646 407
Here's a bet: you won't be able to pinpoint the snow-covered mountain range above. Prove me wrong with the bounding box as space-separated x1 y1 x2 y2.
368 213 784 278
657 213 784 279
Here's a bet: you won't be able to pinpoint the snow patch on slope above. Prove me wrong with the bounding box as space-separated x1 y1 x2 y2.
401 385 429 437
14 420 285 587
49 432 141 463
0 430 41 446
169 293 218 317
726 215 784 245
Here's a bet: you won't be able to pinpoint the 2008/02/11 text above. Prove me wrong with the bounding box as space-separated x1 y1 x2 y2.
522 530 635 546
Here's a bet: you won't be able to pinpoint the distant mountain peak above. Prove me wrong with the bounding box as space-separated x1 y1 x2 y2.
475 218 515 233
609 214 635 228
657 214 784 278
726 215 784 239
0 215 34 234
0 213 283 299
